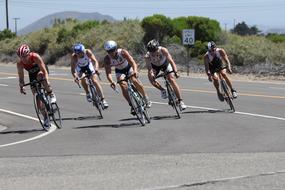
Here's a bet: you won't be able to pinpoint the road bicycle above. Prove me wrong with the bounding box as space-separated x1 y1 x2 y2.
218 72 235 112
155 70 182 118
77 71 105 119
117 75 150 126
24 79 62 131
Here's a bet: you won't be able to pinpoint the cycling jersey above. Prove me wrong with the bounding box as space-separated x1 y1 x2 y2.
76 51 91 67
19 53 40 74
145 46 167 67
74 51 96 76
206 48 227 74
108 49 129 70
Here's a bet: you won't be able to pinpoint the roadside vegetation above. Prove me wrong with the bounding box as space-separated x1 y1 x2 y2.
0 14 284 77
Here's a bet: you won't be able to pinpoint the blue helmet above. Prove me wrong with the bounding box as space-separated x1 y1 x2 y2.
73 43 85 54
104 40 117 52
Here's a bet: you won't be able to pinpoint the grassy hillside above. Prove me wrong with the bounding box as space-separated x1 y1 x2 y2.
0 19 284 76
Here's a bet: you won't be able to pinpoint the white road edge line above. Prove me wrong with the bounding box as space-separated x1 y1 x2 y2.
152 101 285 121
0 108 57 148
0 84 8 87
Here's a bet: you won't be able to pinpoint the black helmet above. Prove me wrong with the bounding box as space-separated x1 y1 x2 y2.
147 39 159 52
207 41 216 51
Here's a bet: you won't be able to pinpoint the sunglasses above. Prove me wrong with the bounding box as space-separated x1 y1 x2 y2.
107 49 116 54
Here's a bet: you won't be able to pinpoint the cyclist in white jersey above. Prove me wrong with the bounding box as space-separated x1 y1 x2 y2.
71 43 108 108
103 40 151 115
204 41 237 101
145 39 187 110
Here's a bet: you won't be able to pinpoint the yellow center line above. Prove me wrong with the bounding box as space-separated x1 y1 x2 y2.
1 72 285 100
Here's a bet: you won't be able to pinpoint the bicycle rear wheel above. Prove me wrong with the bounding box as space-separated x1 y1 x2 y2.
166 84 181 118
90 85 103 119
129 90 147 126
33 93 50 131
51 103 62 129
221 80 235 112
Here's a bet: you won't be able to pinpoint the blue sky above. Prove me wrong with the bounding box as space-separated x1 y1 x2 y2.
1 0 285 32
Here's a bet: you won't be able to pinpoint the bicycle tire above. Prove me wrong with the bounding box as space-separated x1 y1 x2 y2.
132 86 151 124
51 102 62 129
221 80 235 112
33 93 51 131
166 83 181 118
90 85 103 119
128 89 146 126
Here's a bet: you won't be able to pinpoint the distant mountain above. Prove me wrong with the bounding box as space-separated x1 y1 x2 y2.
18 11 116 35
266 28 285 34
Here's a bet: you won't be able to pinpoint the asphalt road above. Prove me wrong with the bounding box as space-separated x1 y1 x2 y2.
0 64 284 190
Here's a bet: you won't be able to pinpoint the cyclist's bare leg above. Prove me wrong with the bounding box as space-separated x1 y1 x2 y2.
117 76 131 104
91 75 104 99
131 76 147 98
148 72 164 91
37 72 52 94
81 78 89 94
31 80 48 119
167 74 182 100
220 69 234 90
212 73 220 92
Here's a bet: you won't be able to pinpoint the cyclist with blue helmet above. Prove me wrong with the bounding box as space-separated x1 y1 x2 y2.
103 40 151 115
204 41 237 101
71 43 108 108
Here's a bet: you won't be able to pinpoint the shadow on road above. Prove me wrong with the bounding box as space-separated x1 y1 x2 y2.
181 109 225 114
0 128 43 134
75 117 141 129
61 115 102 121
75 121 140 129
151 115 180 120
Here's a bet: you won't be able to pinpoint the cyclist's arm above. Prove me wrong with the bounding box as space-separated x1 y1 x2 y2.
104 56 115 85
219 48 232 70
122 49 138 74
34 53 49 81
144 55 153 75
17 61 25 86
86 49 99 71
204 54 211 76
161 47 178 73
70 54 78 79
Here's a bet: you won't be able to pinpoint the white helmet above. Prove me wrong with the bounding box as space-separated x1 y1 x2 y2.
104 40 117 52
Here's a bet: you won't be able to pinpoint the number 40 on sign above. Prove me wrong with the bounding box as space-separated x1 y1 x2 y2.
182 29 195 45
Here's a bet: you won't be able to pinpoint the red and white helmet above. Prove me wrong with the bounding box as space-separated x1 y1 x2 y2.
17 44 30 57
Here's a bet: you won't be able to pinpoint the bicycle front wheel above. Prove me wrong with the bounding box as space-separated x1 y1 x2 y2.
166 84 181 118
129 90 146 126
221 80 235 112
90 85 103 119
132 86 151 124
51 103 62 129
33 93 50 131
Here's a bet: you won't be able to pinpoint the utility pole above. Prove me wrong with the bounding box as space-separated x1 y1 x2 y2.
13 18 20 35
224 23 227 32
6 0 9 29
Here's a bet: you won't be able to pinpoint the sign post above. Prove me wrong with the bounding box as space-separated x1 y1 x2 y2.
182 29 195 76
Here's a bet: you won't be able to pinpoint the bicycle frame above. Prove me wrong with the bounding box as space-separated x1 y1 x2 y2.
155 70 181 118
78 72 104 118
217 72 235 112
24 79 62 130
117 75 150 126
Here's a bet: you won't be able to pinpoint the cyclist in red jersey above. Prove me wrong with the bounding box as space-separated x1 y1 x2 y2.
16 44 56 127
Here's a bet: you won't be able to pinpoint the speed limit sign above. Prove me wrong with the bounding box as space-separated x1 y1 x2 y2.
182 29 195 45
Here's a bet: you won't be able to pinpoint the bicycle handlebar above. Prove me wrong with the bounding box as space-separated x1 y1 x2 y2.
155 70 176 79
23 78 46 87
117 74 136 84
